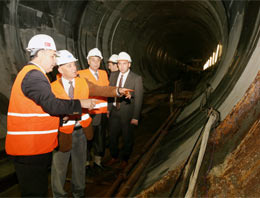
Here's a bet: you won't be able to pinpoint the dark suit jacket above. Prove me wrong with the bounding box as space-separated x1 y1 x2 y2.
108 70 143 120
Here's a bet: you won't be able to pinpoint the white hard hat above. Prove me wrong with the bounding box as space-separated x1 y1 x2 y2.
56 50 78 66
87 48 103 59
108 54 118 63
26 34 56 55
117 52 132 62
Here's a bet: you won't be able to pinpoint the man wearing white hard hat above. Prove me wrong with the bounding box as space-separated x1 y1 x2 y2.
51 50 131 197
51 50 93 198
5 35 96 197
78 47 111 172
106 52 143 169
107 54 119 74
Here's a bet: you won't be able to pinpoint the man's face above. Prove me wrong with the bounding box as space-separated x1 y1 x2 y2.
108 62 118 72
118 60 131 73
40 50 57 73
58 62 77 81
88 56 101 71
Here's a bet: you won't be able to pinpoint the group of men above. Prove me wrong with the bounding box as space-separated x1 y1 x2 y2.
5 34 143 197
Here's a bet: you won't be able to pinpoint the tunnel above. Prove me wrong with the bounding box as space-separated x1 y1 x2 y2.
1 0 260 197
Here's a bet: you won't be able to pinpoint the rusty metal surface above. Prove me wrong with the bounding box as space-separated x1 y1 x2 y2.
209 71 260 147
136 162 185 198
196 119 260 196
194 71 260 196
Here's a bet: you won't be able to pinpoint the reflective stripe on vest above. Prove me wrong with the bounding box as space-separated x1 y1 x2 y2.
59 120 75 134
79 113 91 128
7 129 58 135
8 112 50 117
5 65 60 156
62 120 76 127
94 102 107 109
51 76 91 134
78 69 109 114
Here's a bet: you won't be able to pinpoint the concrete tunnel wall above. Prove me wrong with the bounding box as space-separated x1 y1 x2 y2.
0 0 260 194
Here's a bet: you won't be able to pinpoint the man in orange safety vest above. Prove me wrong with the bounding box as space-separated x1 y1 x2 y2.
5 34 95 197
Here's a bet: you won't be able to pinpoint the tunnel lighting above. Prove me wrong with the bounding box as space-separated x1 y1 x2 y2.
204 60 209 70
203 44 222 70
219 44 222 58
215 44 220 61
157 49 162 58
213 52 216 64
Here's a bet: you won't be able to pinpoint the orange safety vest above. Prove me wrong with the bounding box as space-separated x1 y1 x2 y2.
78 69 109 114
6 65 60 156
51 77 92 134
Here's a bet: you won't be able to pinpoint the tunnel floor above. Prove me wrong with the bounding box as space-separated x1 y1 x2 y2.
0 93 172 197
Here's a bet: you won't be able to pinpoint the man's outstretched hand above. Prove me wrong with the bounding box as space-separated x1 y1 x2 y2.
80 99 97 110
119 88 134 99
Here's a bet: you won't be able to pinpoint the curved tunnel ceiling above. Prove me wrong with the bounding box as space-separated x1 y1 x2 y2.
78 0 226 92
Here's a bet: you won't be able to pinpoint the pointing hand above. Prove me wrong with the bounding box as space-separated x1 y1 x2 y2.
119 88 134 99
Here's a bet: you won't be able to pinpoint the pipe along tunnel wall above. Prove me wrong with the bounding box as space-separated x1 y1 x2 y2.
0 0 260 196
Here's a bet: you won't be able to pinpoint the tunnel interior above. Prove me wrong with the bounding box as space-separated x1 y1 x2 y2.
1 0 260 197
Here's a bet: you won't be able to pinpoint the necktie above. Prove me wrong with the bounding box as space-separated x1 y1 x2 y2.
118 74 123 88
94 72 99 80
68 81 74 99
116 75 124 109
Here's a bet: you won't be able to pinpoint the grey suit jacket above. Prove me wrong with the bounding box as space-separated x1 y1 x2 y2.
108 70 143 120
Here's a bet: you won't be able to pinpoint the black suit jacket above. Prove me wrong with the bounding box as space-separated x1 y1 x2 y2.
108 70 143 120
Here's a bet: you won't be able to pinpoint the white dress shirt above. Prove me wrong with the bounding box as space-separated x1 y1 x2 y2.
116 70 130 87
113 70 130 106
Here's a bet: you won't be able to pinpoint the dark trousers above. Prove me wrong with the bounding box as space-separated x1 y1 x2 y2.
9 152 52 197
87 113 107 160
108 108 135 161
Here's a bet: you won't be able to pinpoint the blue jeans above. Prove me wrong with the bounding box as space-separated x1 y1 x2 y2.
51 128 86 198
